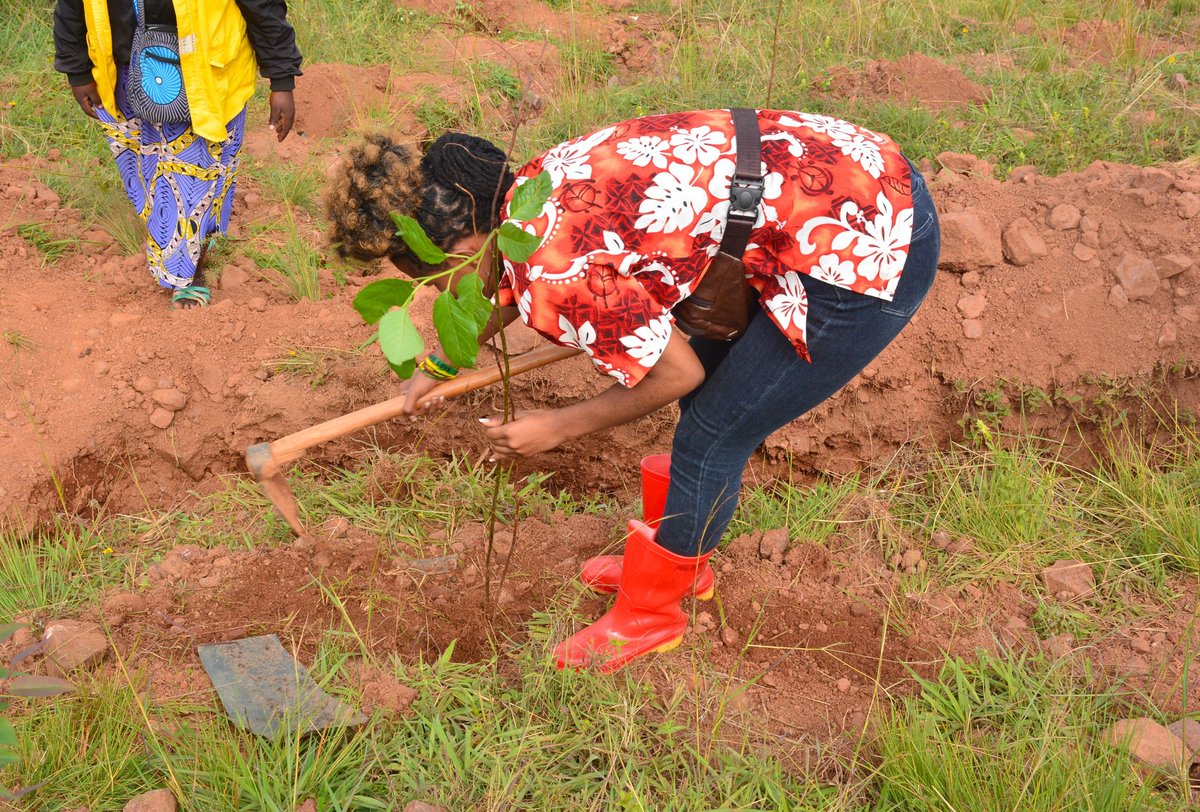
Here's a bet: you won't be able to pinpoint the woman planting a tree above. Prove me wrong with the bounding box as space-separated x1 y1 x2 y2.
327 109 940 672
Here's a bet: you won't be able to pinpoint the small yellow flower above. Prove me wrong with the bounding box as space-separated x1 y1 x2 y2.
1168 56 1176 64
961 25 970 34
103 546 114 555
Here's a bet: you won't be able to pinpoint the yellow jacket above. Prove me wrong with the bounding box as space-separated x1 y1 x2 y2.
81 0 257 143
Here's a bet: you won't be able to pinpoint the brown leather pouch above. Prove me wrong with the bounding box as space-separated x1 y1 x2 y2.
672 252 755 341
671 107 763 342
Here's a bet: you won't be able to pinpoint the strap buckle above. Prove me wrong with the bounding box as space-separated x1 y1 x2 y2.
728 174 764 223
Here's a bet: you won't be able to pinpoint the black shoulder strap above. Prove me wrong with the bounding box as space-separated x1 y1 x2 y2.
718 108 764 260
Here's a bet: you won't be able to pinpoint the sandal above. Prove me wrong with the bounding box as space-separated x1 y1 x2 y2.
171 285 211 308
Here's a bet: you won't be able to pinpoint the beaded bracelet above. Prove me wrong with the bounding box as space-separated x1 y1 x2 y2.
418 355 459 381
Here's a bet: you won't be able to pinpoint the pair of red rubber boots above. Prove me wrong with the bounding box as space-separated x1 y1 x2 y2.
553 454 718 672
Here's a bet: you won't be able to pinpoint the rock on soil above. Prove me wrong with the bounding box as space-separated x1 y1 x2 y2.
1102 718 1188 776
1001 217 1047 266
937 211 1002 272
758 528 789 561
403 802 448 812
1113 254 1161 301
1155 254 1194 279
123 788 177 812
1047 203 1082 230
42 620 108 673
1167 718 1200 763
1040 559 1095 600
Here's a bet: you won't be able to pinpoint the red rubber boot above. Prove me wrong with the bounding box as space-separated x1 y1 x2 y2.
579 454 716 600
555 520 713 673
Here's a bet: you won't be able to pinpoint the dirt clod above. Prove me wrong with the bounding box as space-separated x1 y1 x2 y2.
123 790 177 812
1167 719 1200 764
148 408 175 429
403 801 448 812
1040 559 1095 600
758 528 789 560
1114 254 1161 301
1001 217 1047 266
720 627 741 648
42 619 108 673
1047 203 1082 230
938 210 1003 272
1103 718 1188 777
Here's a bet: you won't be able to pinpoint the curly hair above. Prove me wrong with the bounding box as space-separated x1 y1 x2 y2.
325 132 515 276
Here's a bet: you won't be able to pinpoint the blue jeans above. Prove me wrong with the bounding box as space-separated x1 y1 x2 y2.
657 163 941 557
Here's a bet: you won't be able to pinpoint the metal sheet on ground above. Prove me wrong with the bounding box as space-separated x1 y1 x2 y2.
197 634 365 737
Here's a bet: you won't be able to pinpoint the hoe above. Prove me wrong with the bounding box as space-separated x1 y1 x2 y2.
245 344 580 535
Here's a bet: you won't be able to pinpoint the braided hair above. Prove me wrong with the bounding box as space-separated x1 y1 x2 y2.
326 132 515 275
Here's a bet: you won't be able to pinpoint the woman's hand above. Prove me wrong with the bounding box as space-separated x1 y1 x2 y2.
480 410 567 460
400 370 447 415
268 91 295 141
71 82 101 119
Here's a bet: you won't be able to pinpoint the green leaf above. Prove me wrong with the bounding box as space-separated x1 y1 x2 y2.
497 222 542 264
390 212 447 265
352 279 415 325
6 675 73 698
0 718 16 762
508 170 552 221
388 359 416 380
378 308 425 375
455 273 495 332
433 293 482 370
0 624 26 646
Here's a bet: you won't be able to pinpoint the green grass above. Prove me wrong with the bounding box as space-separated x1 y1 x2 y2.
874 651 1178 811
4 434 1199 809
0 524 127 621
2 330 34 351
246 207 323 301
242 158 324 216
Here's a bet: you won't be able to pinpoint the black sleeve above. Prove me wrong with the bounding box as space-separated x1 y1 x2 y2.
53 0 95 87
232 0 303 91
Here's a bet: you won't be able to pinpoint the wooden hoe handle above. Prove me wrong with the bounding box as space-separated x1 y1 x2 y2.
265 344 581 467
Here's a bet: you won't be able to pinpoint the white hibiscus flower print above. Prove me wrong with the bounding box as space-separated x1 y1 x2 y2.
517 287 533 323
616 135 670 169
634 259 676 287
691 199 730 241
765 272 808 331
635 163 707 234
853 192 913 281
707 157 736 198
540 125 616 186
558 314 597 356
762 131 807 158
618 314 673 367
782 112 857 139
669 125 726 165
809 254 855 286
831 132 885 179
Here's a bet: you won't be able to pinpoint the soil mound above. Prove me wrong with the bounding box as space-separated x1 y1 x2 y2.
2 152 1198 528
820 53 989 111
1057 19 1179 64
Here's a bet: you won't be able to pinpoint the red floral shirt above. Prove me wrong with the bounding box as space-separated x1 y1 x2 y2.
497 109 914 386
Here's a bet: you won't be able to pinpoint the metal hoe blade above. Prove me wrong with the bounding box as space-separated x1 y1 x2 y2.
245 442 307 536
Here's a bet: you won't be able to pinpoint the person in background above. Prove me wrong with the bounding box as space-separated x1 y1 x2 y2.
53 0 303 308
327 110 940 672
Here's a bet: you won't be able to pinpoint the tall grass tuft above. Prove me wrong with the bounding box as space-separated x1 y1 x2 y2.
874 651 1172 810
